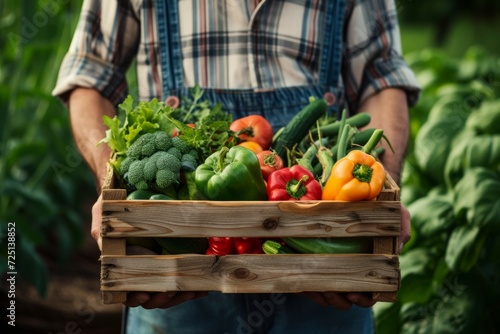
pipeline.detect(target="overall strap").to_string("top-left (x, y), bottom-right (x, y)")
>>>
top-left (318, 0), bottom-right (346, 89)
top-left (155, 0), bottom-right (184, 95)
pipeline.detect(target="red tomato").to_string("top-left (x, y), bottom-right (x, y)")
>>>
top-left (172, 123), bottom-right (195, 137)
top-left (256, 150), bottom-right (285, 181)
top-left (230, 115), bottom-right (273, 150)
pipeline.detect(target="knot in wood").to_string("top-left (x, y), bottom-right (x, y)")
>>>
top-left (101, 224), bottom-right (113, 235)
top-left (262, 217), bottom-right (279, 230)
top-left (233, 268), bottom-right (250, 279)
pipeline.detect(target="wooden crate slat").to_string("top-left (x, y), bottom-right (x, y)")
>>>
top-left (101, 254), bottom-right (399, 295)
top-left (101, 200), bottom-right (401, 238)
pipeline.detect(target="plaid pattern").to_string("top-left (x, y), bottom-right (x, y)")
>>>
top-left (53, 0), bottom-right (420, 109)
top-left (178, 0), bottom-right (325, 89)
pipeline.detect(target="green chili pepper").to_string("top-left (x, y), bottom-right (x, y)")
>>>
top-left (194, 146), bottom-right (268, 201)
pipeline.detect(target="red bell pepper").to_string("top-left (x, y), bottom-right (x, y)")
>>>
top-left (267, 165), bottom-right (322, 201)
top-left (234, 237), bottom-right (263, 254)
top-left (207, 237), bottom-right (263, 255)
top-left (206, 237), bottom-right (234, 255)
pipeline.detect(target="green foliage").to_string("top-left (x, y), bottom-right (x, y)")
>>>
top-left (100, 96), bottom-right (177, 156)
top-left (0, 0), bottom-right (91, 297)
top-left (375, 47), bottom-right (500, 334)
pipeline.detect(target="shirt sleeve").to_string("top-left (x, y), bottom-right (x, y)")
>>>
top-left (52, 0), bottom-right (140, 106)
top-left (342, 0), bottom-right (421, 112)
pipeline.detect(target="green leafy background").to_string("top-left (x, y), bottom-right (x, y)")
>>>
top-left (1, 0), bottom-right (499, 332)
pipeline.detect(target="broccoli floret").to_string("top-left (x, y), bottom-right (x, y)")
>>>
top-left (156, 152), bottom-right (181, 172)
top-left (134, 180), bottom-right (149, 190)
top-left (181, 153), bottom-right (198, 171)
top-left (156, 169), bottom-right (177, 188)
top-left (120, 156), bottom-right (133, 175)
top-left (127, 160), bottom-right (147, 185)
top-left (171, 136), bottom-right (191, 154)
top-left (143, 157), bottom-right (158, 181)
top-left (120, 132), bottom-right (197, 193)
top-left (167, 147), bottom-right (182, 160)
top-left (127, 133), bottom-right (156, 158)
top-left (154, 131), bottom-right (172, 151)
top-left (141, 141), bottom-right (156, 157)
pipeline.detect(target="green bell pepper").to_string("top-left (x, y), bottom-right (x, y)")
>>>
top-left (194, 146), bottom-right (267, 201)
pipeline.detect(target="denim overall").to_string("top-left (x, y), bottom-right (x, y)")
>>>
top-left (125, 1), bottom-right (374, 333)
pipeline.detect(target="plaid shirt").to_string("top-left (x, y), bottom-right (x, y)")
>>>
top-left (53, 0), bottom-right (420, 111)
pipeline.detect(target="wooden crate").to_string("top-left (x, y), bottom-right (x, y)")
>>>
top-left (100, 165), bottom-right (401, 304)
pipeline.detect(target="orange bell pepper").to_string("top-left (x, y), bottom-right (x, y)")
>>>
top-left (321, 149), bottom-right (386, 201)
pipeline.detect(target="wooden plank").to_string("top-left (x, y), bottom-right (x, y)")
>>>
top-left (100, 238), bottom-right (127, 304)
top-left (101, 200), bottom-right (401, 238)
top-left (100, 164), bottom-right (128, 304)
top-left (100, 254), bottom-right (400, 296)
top-left (379, 173), bottom-right (400, 201)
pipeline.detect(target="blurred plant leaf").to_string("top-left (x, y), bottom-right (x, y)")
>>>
top-left (399, 248), bottom-right (436, 304)
top-left (453, 167), bottom-right (500, 229)
top-left (407, 189), bottom-right (455, 238)
top-left (445, 225), bottom-right (486, 272)
top-left (17, 236), bottom-right (50, 297)
top-left (431, 274), bottom-right (483, 334)
top-left (465, 99), bottom-right (500, 134)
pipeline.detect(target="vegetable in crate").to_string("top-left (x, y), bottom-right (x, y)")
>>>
top-left (256, 150), bottom-right (284, 181)
top-left (207, 237), bottom-right (263, 255)
top-left (119, 131), bottom-right (199, 197)
top-left (262, 240), bottom-right (295, 254)
top-left (271, 98), bottom-right (328, 163)
top-left (283, 237), bottom-right (372, 254)
top-left (230, 115), bottom-right (274, 150)
top-left (267, 165), bottom-right (322, 201)
top-left (234, 237), bottom-right (263, 254)
top-left (322, 129), bottom-right (386, 201)
top-left (238, 140), bottom-right (264, 154)
top-left (194, 146), bottom-right (267, 201)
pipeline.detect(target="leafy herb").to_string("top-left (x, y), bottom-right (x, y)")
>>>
top-left (167, 117), bottom-right (236, 162)
top-left (99, 96), bottom-right (176, 156)
top-left (100, 85), bottom-right (235, 167)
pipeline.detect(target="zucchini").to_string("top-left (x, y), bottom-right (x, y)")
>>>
top-left (283, 237), bottom-right (372, 254)
top-left (155, 237), bottom-right (209, 254)
top-left (272, 98), bottom-right (328, 162)
top-left (262, 240), bottom-right (296, 254)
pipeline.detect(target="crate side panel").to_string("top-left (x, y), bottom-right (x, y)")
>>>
top-left (101, 254), bottom-right (400, 294)
top-left (101, 200), bottom-right (401, 238)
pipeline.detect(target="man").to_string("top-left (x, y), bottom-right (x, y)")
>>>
top-left (53, 0), bottom-right (419, 332)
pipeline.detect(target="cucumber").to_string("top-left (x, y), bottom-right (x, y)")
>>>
top-left (155, 237), bottom-right (209, 254)
top-left (283, 237), bottom-right (372, 254)
top-left (149, 194), bottom-right (175, 200)
top-left (127, 189), bottom-right (156, 200)
top-left (262, 240), bottom-right (296, 254)
top-left (272, 98), bottom-right (328, 162)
